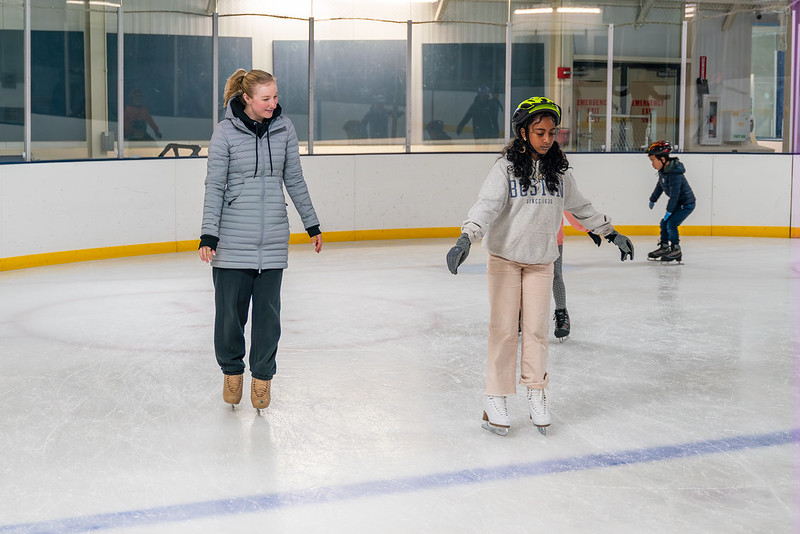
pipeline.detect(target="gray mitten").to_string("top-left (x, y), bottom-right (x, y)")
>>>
top-left (606, 232), bottom-right (634, 261)
top-left (446, 233), bottom-right (471, 274)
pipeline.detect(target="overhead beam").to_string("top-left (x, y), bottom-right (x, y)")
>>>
top-left (635, 0), bottom-right (656, 26)
top-left (435, 0), bottom-right (451, 21)
top-left (722, 9), bottom-right (737, 31)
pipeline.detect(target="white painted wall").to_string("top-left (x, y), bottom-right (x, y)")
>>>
top-left (0, 152), bottom-right (795, 260)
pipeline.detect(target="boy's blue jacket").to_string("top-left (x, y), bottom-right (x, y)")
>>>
top-left (649, 158), bottom-right (696, 214)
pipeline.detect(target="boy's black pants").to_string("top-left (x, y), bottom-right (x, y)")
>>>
top-left (212, 267), bottom-right (283, 381)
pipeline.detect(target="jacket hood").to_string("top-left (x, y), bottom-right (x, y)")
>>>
top-left (226, 96), bottom-right (283, 137)
top-left (663, 159), bottom-right (685, 175)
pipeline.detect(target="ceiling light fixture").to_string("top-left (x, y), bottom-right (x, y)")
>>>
top-left (515, 7), bottom-right (554, 14)
top-left (557, 7), bottom-right (602, 13)
top-left (515, 6), bottom-right (602, 15)
top-left (66, 1), bottom-right (122, 7)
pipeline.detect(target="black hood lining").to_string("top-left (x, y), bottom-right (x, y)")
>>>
top-left (229, 96), bottom-right (282, 138)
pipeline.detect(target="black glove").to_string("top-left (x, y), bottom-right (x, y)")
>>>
top-left (605, 232), bottom-right (633, 261)
top-left (446, 233), bottom-right (471, 274)
top-left (587, 232), bottom-right (602, 247)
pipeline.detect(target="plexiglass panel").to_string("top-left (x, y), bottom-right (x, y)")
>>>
top-left (751, 19), bottom-right (788, 151)
top-left (512, 10), bottom-right (610, 152)
top-left (219, 3), bottom-right (310, 151)
top-left (109, 5), bottom-right (212, 158)
top-left (687, 7), bottom-right (789, 152)
top-left (609, 6), bottom-right (682, 152)
top-left (3, 0), bottom-right (797, 159)
top-left (415, 0), bottom-right (508, 153)
top-left (0, 0), bottom-right (24, 161)
top-left (312, 18), bottom-right (408, 154)
top-left (29, 0), bottom-right (97, 160)
top-left (421, 33), bottom-right (508, 149)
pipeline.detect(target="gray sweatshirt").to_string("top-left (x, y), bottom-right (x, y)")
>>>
top-left (461, 157), bottom-right (616, 264)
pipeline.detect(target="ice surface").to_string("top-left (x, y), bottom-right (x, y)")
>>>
top-left (0, 236), bottom-right (797, 533)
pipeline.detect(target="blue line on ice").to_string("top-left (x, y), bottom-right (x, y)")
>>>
top-left (2, 429), bottom-right (796, 533)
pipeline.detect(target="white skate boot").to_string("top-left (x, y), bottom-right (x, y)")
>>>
top-left (527, 387), bottom-right (551, 435)
top-left (482, 395), bottom-right (510, 436)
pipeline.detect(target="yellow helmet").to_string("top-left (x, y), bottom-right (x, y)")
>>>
top-left (512, 96), bottom-right (562, 135)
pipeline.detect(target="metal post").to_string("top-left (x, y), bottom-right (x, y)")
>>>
top-left (117, 5), bottom-right (124, 158)
top-left (605, 23), bottom-right (613, 152)
top-left (679, 20), bottom-right (687, 151)
top-left (791, 6), bottom-right (799, 152)
top-left (504, 20), bottom-right (512, 144)
top-left (648, 109), bottom-right (658, 146)
top-left (212, 11), bottom-right (219, 126)
top-left (23, 0), bottom-right (31, 161)
top-left (308, 17), bottom-right (314, 155)
top-left (405, 20), bottom-right (412, 153)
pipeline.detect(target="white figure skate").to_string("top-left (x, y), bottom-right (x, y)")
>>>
top-left (482, 395), bottom-right (510, 436)
top-left (527, 387), bottom-right (551, 436)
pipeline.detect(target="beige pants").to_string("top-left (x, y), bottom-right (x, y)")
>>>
top-left (485, 253), bottom-right (553, 395)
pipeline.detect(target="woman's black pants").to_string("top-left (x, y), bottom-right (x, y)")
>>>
top-left (212, 267), bottom-right (283, 381)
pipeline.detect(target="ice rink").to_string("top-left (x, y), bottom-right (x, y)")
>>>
top-left (1, 236), bottom-right (798, 533)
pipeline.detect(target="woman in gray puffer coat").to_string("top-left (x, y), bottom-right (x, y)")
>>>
top-left (199, 69), bottom-right (322, 413)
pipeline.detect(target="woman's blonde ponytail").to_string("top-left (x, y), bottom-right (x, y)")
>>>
top-left (222, 68), bottom-right (275, 107)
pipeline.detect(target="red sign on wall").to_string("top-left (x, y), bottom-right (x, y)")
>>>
top-left (557, 67), bottom-right (571, 79)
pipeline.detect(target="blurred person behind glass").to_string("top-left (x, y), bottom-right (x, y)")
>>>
top-left (124, 89), bottom-right (162, 141)
top-left (456, 85), bottom-right (502, 139)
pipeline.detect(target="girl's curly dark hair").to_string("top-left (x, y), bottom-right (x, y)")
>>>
top-left (501, 124), bottom-right (569, 195)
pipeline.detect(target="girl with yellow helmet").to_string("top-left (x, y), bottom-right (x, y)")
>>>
top-left (446, 96), bottom-right (633, 436)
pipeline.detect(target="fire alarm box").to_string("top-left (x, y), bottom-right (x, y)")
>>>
top-left (699, 94), bottom-right (721, 145)
top-left (557, 67), bottom-right (571, 79)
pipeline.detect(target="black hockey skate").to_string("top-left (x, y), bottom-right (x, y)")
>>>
top-left (661, 244), bottom-right (682, 263)
top-left (647, 241), bottom-right (670, 261)
top-left (553, 308), bottom-right (570, 342)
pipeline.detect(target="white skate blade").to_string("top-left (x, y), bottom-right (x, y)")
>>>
top-left (557, 335), bottom-right (568, 343)
top-left (481, 421), bottom-right (509, 436)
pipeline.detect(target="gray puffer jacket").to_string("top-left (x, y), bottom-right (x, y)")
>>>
top-left (201, 100), bottom-right (319, 270)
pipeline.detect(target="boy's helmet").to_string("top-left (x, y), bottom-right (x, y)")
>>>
top-left (512, 96), bottom-right (562, 136)
top-left (647, 140), bottom-right (673, 156)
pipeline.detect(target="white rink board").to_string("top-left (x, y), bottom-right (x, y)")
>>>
top-left (708, 154), bottom-right (792, 228)
top-left (0, 151), bottom-right (795, 259)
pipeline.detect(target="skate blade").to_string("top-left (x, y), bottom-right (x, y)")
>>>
top-left (481, 412), bottom-right (509, 436)
top-left (557, 335), bottom-right (569, 343)
top-left (532, 422), bottom-right (550, 436)
top-left (530, 416), bottom-right (550, 435)
top-left (481, 421), bottom-right (509, 436)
